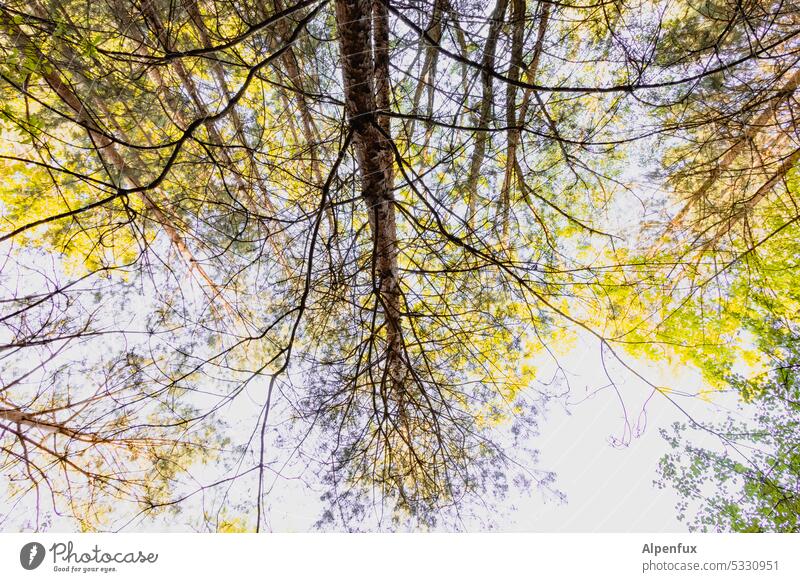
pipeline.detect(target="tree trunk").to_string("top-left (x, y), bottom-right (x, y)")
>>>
top-left (334, 0), bottom-right (405, 400)
top-left (499, 0), bottom-right (526, 241)
top-left (466, 0), bottom-right (509, 224)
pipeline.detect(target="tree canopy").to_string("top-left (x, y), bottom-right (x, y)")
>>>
top-left (1, 0), bottom-right (799, 531)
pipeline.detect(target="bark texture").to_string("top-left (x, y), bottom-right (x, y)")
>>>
top-left (334, 0), bottom-right (406, 400)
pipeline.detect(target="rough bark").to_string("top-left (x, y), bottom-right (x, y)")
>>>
top-left (334, 0), bottom-right (405, 399)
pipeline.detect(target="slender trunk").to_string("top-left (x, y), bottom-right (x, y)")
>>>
top-left (0, 408), bottom-right (105, 443)
top-left (466, 0), bottom-right (509, 224)
top-left (499, 0), bottom-right (525, 241)
top-left (408, 0), bottom-right (445, 142)
top-left (134, 1), bottom-right (291, 273)
top-left (516, 2), bottom-right (550, 132)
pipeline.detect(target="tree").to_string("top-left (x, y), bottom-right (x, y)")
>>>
top-left (0, 0), bottom-right (799, 531)
top-left (657, 329), bottom-right (800, 532)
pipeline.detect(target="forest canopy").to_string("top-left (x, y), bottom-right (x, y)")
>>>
top-left (0, 0), bottom-right (799, 531)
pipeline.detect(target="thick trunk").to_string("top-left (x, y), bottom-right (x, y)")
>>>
top-left (334, 0), bottom-right (405, 397)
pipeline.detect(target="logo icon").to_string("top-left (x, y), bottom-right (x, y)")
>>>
top-left (20, 542), bottom-right (46, 570)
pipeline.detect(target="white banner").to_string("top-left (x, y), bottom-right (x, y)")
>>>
top-left (1, 533), bottom-right (798, 581)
